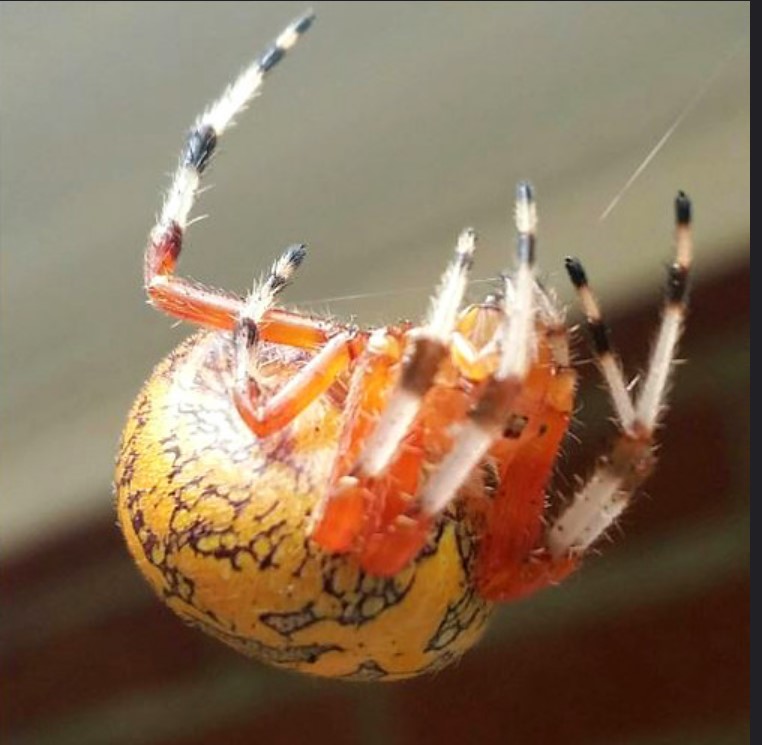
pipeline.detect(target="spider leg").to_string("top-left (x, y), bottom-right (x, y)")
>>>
top-left (419, 183), bottom-right (539, 519)
top-left (144, 11), bottom-right (317, 339)
top-left (310, 229), bottom-right (477, 561)
top-left (321, 184), bottom-right (541, 576)
top-left (562, 255), bottom-right (636, 431)
top-left (462, 277), bottom-right (578, 600)
top-left (355, 228), bottom-right (477, 478)
top-left (309, 326), bottom-right (407, 551)
top-left (547, 192), bottom-right (693, 558)
top-left (474, 328), bottom-right (577, 600)
top-left (232, 245), bottom-right (362, 438)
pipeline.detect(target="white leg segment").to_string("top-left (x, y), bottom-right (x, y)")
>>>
top-left (547, 470), bottom-right (626, 557)
top-left (355, 229), bottom-right (476, 478)
top-left (151, 11), bottom-right (315, 240)
top-left (549, 193), bottom-right (693, 558)
top-left (419, 422), bottom-right (495, 515)
top-left (634, 305), bottom-right (683, 432)
top-left (419, 182), bottom-right (539, 518)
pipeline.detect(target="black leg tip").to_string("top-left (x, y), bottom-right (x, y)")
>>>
top-left (675, 191), bottom-right (692, 226)
top-left (564, 257), bottom-right (588, 289)
top-left (285, 243), bottom-right (308, 268)
top-left (259, 45), bottom-right (285, 73)
top-left (293, 9), bottom-right (316, 35)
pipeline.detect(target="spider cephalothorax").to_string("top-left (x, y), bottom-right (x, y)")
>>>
top-left (116, 12), bottom-right (692, 680)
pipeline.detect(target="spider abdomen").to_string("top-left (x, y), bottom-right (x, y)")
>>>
top-left (115, 331), bottom-right (492, 680)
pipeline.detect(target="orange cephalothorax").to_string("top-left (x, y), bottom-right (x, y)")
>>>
top-left (116, 12), bottom-right (692, 680)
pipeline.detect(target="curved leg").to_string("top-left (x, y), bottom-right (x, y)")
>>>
top-left (141, 13), bottom-right (363, 441)
top-left (231, 245), bottom-right (362, 438)
top-left (234, 329), bottom-right (359, 438)
top-left (143, 11), bottom-right (317, 337)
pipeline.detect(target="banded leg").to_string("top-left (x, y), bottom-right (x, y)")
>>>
top-left (547, 192), bottom-right (693, 558)
top-left (311, 229), bottom-right (478, 563)
top-left (339, 183), bottom-right (542, 577)
top-left (233, 246), bottom-right (362, 438)
top-left (355, 227), bottom-right (477, 477)
top-left (418, 183), bottom-right (540, 520)
top-left (144, 11), bottom-right (317, 339)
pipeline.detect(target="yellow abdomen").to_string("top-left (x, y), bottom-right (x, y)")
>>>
top-left (115, 331), bottom-right (492, 680)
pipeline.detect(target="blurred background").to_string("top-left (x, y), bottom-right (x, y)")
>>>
top-left (1, 2), bottom-right (749, 744)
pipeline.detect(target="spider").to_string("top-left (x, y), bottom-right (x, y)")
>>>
top-left (115, 11), bottom-right (693, 681)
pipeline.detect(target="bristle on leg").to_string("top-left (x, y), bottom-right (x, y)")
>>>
top-left (355, 228), bottom-right (477, 478)
top-left (145, 12), bottom-right (316, 326)
top-left (549, 192), bottom-right (693, 558)
top-left (564, 256), bottom-right (636, 432)
top-left (419, 182), bottom-right (540, 518)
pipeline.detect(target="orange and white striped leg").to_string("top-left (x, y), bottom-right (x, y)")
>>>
top-left (144, 11), bottom-right (316, 332)
top-left (339, 183), bottom-right (541, 577)
top-left (311, 228), bottom-right (478, 561)
top-left (419, 182), bottom-right (539, 520)
top-left (232, 245), bottom-right (360, 439)
top-left (354, 227), bottom-right (477, 478)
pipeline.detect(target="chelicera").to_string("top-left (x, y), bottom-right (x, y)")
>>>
top-left (116, 12), bottom-right (693, 680)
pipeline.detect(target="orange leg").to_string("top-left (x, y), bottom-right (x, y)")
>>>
top-left (142, 8), bottom-right (321, 347)
top-left (311, 229), bottom-right (479, 564)
top-left (233, 328), bottom-right (360, 439)
top-left (145, 225), bottom-right (337, 350)
top-left (146, 233), bottom-right (364, 439)
top-left (310, 328), bottom-right (407, 553)
top-left (476, 364), bottom-right (578, 601)
top-left (356, 384), bottom-right (472, 576)
top-left (313, 377), bottom-right (476, 575)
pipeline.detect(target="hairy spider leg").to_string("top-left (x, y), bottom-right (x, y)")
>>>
top-left (562, 254), bottom-right (636, 431)
top-left (356, 228), bottom-right (477, 478)
top-left (232, 245), bottom-right (362, 438)
top-left (385, 184), bottom-right (542, 576)
top-left (141, 12), bottom-right (369, 437)
top-left (416, 183), bottom-right (540, 520)
top-left (547, 192), bottom-right (693, 558)
top-left (412, 283), bottom-right (579, 600)
top-left (310, 326), bottom-right (408, 552)
top-left (143, 11), bottom-right (333, 350)
top-left (313, 184), bottom-right (544, 576)
top-left (311, 230), bottom-right (478, 563)
top-left (474, 320), bottom-right (578, 601)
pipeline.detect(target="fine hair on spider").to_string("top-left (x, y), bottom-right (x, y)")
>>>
top-left (117, 10), bottom-right (694, 680)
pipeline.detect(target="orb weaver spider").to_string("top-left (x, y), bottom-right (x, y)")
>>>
top-left (116, 11), bottom-right (693, 681)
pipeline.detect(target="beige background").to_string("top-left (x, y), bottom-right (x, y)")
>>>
top-left (0, 2), bottom-right (749, 555)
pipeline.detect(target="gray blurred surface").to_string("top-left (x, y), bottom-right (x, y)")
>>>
top-left (0, 2), bottom-right (749, 555)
